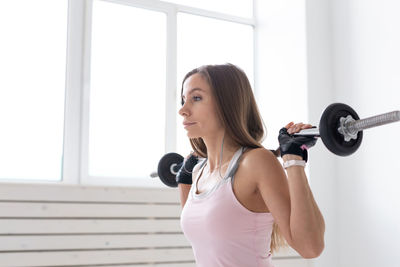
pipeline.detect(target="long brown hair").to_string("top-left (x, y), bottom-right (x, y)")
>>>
top-left (180, 63), bottom-right (288, 254)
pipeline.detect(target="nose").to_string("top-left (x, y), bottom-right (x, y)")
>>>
top-left (179, 102), bottom-right (189, 117)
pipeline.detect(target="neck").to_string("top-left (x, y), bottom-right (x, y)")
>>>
top-left (202, 132), bottom-right (241, 172)
top-left (206, 160), bottom-right (231, 174)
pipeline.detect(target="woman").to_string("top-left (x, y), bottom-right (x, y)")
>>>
top-left (177, 63), bottom-right (325, 266)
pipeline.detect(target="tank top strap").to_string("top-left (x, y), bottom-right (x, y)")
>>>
top-left (227, 146), bottom-right (248, 180)
top-left (193, 146), bottom-right (247, 185)
top-left (198, 157), bottom-right (207, 169)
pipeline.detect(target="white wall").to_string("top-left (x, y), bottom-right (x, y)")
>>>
top-left (304, 0), bottom-right (338, 266)
top-left (307, 0), bottom-right (400, 266)
top-left (255, 0), bottom-right (338, 266)
top-left (330, 0), bottom-right (400, 266)
top-left (257, 0), bottom-right (400, 266)
top-left (254, 0), bottom-right (309, 148)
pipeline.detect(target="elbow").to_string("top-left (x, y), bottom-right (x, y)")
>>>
top-left (293, 226), bottom-right (326, 259)
top-left (300, 240), bottom-right (325, 259)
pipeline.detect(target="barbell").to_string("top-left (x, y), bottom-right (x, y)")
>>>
top-left (153, 152), bottom-right (184, 187)
top-left (290, 102), bottom-right (399, 156)
top-left (151, 102), bottom-right (400, 187)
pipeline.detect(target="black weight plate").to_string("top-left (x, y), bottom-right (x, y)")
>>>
top-left (157, 153), bottom-right (184, 187)
top-left (319, 103), bottom-right (363, 156)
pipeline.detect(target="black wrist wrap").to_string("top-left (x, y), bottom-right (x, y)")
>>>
top-left (176, 154), bottom-right (199, 185)
top-left (278, 127), bottom-right (317, 162)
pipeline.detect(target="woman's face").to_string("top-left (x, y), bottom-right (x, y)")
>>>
top-left (179, 73), bottom-right (223, 139)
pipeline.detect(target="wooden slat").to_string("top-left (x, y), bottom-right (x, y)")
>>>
top-left (112, 263), bottom-right (195, 267)
top-left (0, 184), bottom-right (308, 266)
top-left (0, 183), bottom-right (178, 203)
top-left (0, 248), bottom-right (195, 267)
top-left (272, 258), bottom-right (312, 267)
top-left (66, 259), bottom-right (310, 267)
top-left (111, 262), bottom-right (310, 267)
top-left (0, 202), bottom-right (181, 218)
top-left (0, 219), bottom-right (182, 234)
top-left (0, 234), bottom-right (190, 251)
top-left (111, 264), bottom-right (195, 267)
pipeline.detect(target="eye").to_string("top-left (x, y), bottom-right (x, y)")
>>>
top-left (181, 96), bottom-right (202, 106)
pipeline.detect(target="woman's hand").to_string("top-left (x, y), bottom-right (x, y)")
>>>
top-left (285, 122), bottom-right (313, 134)
top-left (278, 122), bottom-right (318, 162)
top-left (176, 152), bottom-right (199, 185)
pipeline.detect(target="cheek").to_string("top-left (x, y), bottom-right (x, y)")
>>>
top-left (196, 100), bottom-right (222, 128)
top-left (203, 109), bottom-right (222, 128)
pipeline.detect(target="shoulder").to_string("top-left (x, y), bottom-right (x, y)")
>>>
top-left (241, 147), bottom-right (281, 171)
top-left (242, 147), bottom-right (276, 161)
top-left (240, 147), bottom-right (285, 186)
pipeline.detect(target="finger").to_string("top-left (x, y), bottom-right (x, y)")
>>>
top-left (294, 126), bottom-right (302, 133)
top-left (288, 123), bottom-right (314, 134)
top-left (288, 126), bottom-right (297, 134)
top-left (293, 123), bottom-right (307, 133)
top-left (293, 123), bottom-right (303, 130)
top-left (285, 122), bottom-right (294, 128)
top-left (288, 122), bottom-right (300, 130)
top-left (301, 124), bottom-right (313, 129)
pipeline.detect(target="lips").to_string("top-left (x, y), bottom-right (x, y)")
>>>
top-left (183, 122), bottom-right (196, 127)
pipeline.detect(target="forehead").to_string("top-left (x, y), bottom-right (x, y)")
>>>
top-left (182, 73), bottom-right (210, 96)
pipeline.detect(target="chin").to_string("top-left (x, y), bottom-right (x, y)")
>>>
top-left (186, 131), bottom-right (202, 139)
top-left (187, 134), bottom-right (200, 139)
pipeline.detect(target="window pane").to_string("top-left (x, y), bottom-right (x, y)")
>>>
top-left (89, 1), bottom-right (166, 179)
top-left (162, 0), bottom-right (253, 18)
top-left (176, 13), bottom-right (254, 156)
top-left (0, 1), bottom-right (68, 181)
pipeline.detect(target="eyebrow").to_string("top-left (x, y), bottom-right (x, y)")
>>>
top-left (182, 88), bottom-right (205, 100)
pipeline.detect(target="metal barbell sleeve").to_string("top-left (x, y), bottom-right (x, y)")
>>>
top-left (338, 110), bottom-right (400, 141)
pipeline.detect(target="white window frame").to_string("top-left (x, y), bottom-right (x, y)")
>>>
top-left (2, 0), bottom-right (255, 187)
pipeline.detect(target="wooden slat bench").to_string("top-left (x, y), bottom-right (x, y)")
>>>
top-left (0, 183), bottom-right (310, 267)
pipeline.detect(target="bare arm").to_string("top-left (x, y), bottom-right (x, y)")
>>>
top-left (177, 152), bottom-right (200, 209)
top-left (247, 148), bottom-right (325, 258)
top-left (283, 154), bottom-right (325, 257)
top-left (178, 183), bottom-right (192, 208)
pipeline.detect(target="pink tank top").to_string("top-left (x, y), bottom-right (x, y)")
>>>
top-left (180, 147), bottom-right (275, 267)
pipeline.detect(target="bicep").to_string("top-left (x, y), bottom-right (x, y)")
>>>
top-left (248, 149), bottom-right (294, 246)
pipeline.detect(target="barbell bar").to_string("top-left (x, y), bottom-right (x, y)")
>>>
top-left (152, 102), bottom-right (400, 187)
top-left (293, 111), bottom-right (400, 138)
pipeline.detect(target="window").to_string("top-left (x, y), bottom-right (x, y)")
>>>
top-left (87, 0), bottom-right (166, 180)
top-left (0, 0), bottom-right (254, 186)
top-left (0, 0), bottom-right (68, 181)
top-left (83, 0), bottom-right (254, 187)
top-left (161, 0), bottom-right (253, 18)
